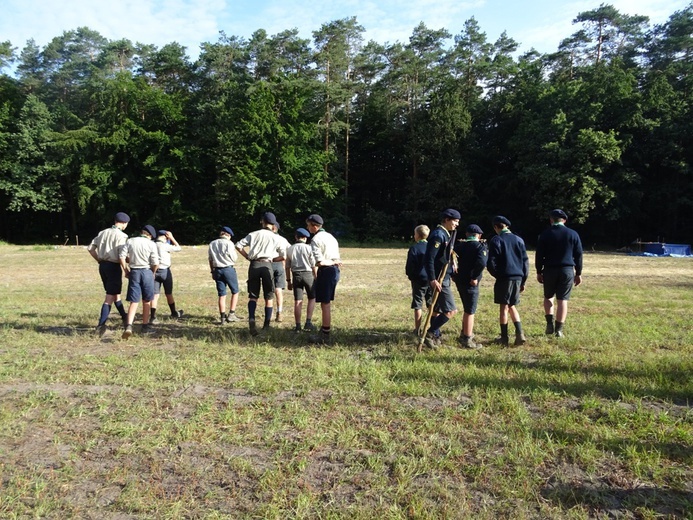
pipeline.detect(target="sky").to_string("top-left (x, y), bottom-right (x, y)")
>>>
top-left (0, 0), bottom-right (689, 63)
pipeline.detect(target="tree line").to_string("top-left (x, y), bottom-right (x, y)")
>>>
top-left (1, 3), bottom-right (691, 247)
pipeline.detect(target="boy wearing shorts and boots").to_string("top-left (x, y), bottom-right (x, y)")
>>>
top-left (405, 224), bottom-right (431, 334)
top-left (286, 227), bottom-right (317, 332)
top-left (453, 224), bottom-right (487, 349)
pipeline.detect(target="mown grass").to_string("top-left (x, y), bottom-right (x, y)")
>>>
top-left (0, 244), bottom-right (691, 519)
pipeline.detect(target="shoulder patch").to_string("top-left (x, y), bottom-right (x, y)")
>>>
top-left (433, 242), bottom-right (440, 249)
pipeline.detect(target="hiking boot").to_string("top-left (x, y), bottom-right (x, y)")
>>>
top-left (96, 324), bottom-right (107, 337)
top-left (492, 335), bottom-right (509, 346)
top-left (218, 314), bottom-right (227, 325)
top-left (275, 312), bottom-right (283, 323)
top-left (293, 324), bottom-right (302, 333)
top-left (122, 325), bottom-right (133, 340)
top-left (142, 324), bottom-right (155, 335)
top-left (149, 316), bottom-right (159, 325)
top-left (226, 312), bottom-right (240, 323)
top-left (171, 310), bottom-right (184, 319)
top-left (458, 335), bottom-right (483, 350)
top-left (514, 333), bottom-right (527, 346)
top-left (423, 332), bottom-right (440, 350)
top-left (249, 320), bottom-right (258, 336)
top-left (545, 322), bottom-right (554, 335)
top-left (554, 330), bottom-right (564, 338)
top-left (303, 322), bottom-right (316, 332)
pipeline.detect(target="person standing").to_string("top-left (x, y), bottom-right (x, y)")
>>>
top-left (208, 226), bottom-right (242, 325)
top-left (487, 215), bottom-right (529, 346)
top-left (405, 224), bottom-right (431, 334)
top-left (271, 222), bottom-right (291, 324)
top-left (536, 209), bottom-right (583, 338)
top-left (422, 208), bottom-right (461, 349)
top-left (120, 224), bottom-right (159, 340)
top-left (150, 229), bottom-right (183, 323)
top-left (305, 214), bottom-right (341, 344)
top-left (88, 212), bottom-right (130, 336)
top-left (235, 213), bottom-right (286, 336)
top-left (285, 227), bottom-right (317, 333)
top-left (452, 224), bottom-right (487, 349)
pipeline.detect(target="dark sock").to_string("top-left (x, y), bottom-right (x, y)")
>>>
top-left (248, 301), bottom-right (257, 321)
top-left (321, 326), bottom-right (330, 335)
top-left (430, 314), bottom-right (449, 332)
top-left (500, 323), bottom-right (509, 337)
top-left (150, 308), bottom-right (157, 320)
top-left (555, 321), bottom-right (564, 332)
top-left (98, 304), bottom-right (111, 326)
top-left (264, 307), bottom-right (273, 326)
top-left (168, 302), bottom-right (177, 315)
top-left (545, 314), bottom-right (554, 325)
top-left (114, 300), bottom-right (127, 319)
top-left (514, 321), bottom-right (523, 335)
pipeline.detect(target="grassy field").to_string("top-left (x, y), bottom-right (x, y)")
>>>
top-left (0, 243), bottom-right (691, 519)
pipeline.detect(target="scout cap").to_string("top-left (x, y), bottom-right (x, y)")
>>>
top-left (221, 226), bottom-right (234, 236)
top-left (114, 212), bottom-right (130, 223)
top-left (466, 224), bottom-right (483, 235)
top-left (262, 212), bottom-right (278, 226)
top-left (307, 214), bottom-right (324, 225)
top-left (550, 209), bottom-right (568, 220)
top-left (492, 215), bottom-right (511, 227)
top-left (441, 208), bottom-right (461, 220)
top-left (295, 227), bottom-right (310, 238)
top-left (157, 229), bottom-right (168, 236)
top-left (142, 224), bottom-right (156, 238)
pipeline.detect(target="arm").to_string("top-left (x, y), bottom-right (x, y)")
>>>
top-left (88, 247), bottom-right (99, 262)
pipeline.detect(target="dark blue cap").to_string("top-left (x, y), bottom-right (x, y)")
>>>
top-left (114, 212), bottom-right (130, 223)
top-left (307, 214), bottom-right (324, 225)
top-left (493, 215), bottom-right (512, 227)
top-left (262, 212), bottom-right (278, 226)
top-left (550, 209), bottom-right (568, 220)
top-left (142, 224), bottom-right (156, 238)
top-left (221, 226), bottom-right (234, 236)
top-left (466, 224), bottom-right (483, 235)
top-left (274, 221), bottom-right (280, 231)
top-left (441, 208), bottom-right (461, 220)
top-left (157, 229), bottom-right (168, 236)
top-left (295, 227), bottom-right (310, 238)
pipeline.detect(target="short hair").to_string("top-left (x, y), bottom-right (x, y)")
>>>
top-left (414, 225), bottom-right (430, 240)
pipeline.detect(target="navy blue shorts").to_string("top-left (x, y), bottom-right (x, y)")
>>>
top-left (292, 270), bottom-right (315, 300)
top-left (213, 266), bottom-right (239, 296)
top-left (494, 278), bottom-right (522, 306)
top-left (126, 268), bottom-right (155, 303)
top-left (315, 265), bottom-right (340, 303)
top-left (455, 281), bottom-right (480, 314)
top-left (99, 262), bottom-right (123, 295)
top-left (247, 262), bottom-right (274, 300)
top-left (272, 262), bottom-right (287, 290)
top-left (154, 268), bottom-right (174, 295)
top-left (542, 267), bottom-right (574, 300)
top-left (410, 280), bottom-right (431, 310)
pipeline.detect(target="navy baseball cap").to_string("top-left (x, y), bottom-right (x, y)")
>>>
top-left (466, 224), bottom-right (483, 235)
top-left (142, 224), bottom-right (156, 238)
top-left (550, 209), bottom-right (568, 220)
top-left (114, 212), bottom-right (130, 223)
top-left (307, 214), bottom-right (324, 225)
top-left (441, 208), bottom-right (461, 220)
top-left (221, 226), bottom-right (234, 236)
top-left (295, 227), bottom-right (310, 238)
top-left (157, 229), bottom-right (168, 236)
top-left (262, 212), bottom-right (278, 226)
top-left (493, 215), bottom-right (512, 227)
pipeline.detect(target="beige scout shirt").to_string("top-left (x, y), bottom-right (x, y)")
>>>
top-left (88, 226), bottom-right (128, 263)
top-left (208, 237), bottom-right (238, 268)
top-left (310, 229), bottom-right (341, 266)
top-left (286, 242), bottom-right (315, 272)
top-left (120, 236), bottom-right (159, 270)
top-left (235, 228), bottom-right (286, 261)
top-left (155, 240), bottom-right (181, 270)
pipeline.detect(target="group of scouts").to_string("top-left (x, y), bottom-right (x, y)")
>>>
top-left (88, 211), bottom-right (341, 344)
top-left (406, 208), bottom-right (583, 350)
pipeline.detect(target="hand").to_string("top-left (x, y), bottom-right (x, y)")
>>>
top-left (469, 279), bottom-right (478, 287)
top-left (537, 273), bottom-right (544, 284)
top-left (574, 275), bottom-right (582, 286)
top-left (430, 279), bottom-right (442, 293)
top-left (520, 284), bottom-right (525, 293)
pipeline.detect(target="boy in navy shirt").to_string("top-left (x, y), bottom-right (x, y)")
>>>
top-left (405, 225), bottom-right (430, 334)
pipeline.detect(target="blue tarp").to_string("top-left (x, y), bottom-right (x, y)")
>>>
top-left (629, 243), bottom-right (692, 257)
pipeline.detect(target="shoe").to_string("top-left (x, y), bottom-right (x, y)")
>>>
top-left (226, 312), bottom-right (240, 323)
top-left (122, 325), bottom-right (133, 340)
top-left (545, 322), bottom-right (554, 335)
top-left (514, 333), bottom-right (526, 346)
top-left (149, 316), bottom-right (159, 325)
top-left (218, 314), bottom-right (227, 325)
top-left (458, 336), bottom-right (483, 350)
top-left (423, 332), bottom-right (440, 350)
top-left (142, 324), bottom-right (155, 335)
top-left (262, 322), bottom-right (271, 330)
top-left (554, 330), bottom-right (564, 338)
top-left (249, 320), bottom-right (258, 336)
top-left (96, 324), bottom-right (107, 337)
top-left (171, 310), bottom-right (184, 319)
top-left (303, 322), bottom-right (316, 332)
top-left (275, 312), bottom-right (283, 323)
top-left (309, 331), bottom-right (331, 345)
top-left (294, 324), bottom-right (302, 333)
top-left (492, 335), bottom-right (509, 346)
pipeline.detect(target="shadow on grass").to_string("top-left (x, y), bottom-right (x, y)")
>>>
top-left (541, 481), bottom-right (693, 518)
